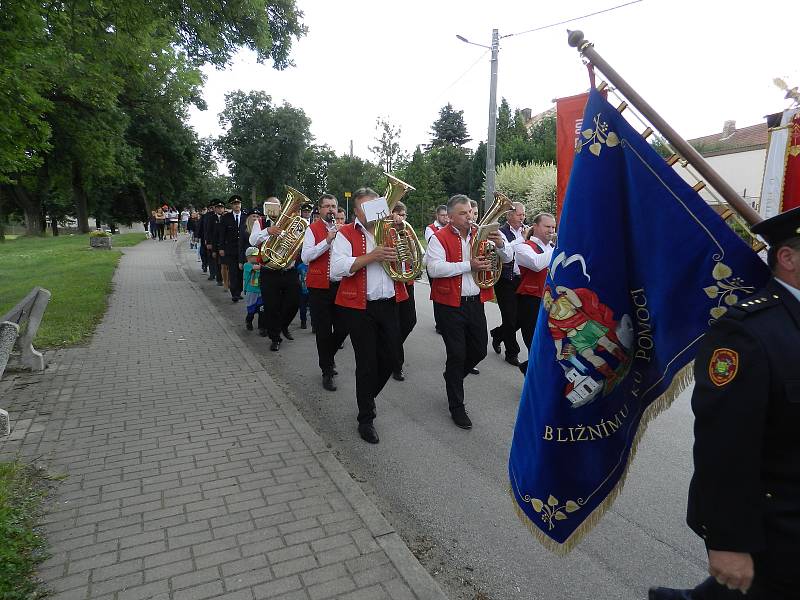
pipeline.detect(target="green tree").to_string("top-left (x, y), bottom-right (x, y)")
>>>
top-left (216, 91), bottom-right (312, 199)
top-left (429, 103), bottom-right (471, 148)
top-left (325, 155), bottom-right (384, 216)
top-left (369, 118), bottom-right (407, 174)
top-left (397, 148), bottom-right (446, 229)
top-left (297, 144), bottom-right (337, 202)
top-left (428, 145), bottom-right (472, 199)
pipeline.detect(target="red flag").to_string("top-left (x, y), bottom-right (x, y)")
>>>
top-left (555, 93), bottom-right (590, 222)
top-left (783, 114), bottom-right (800, 212)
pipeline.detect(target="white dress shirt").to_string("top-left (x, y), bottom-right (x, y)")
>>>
top-left (514, 236), bottom-right (554, 272)
top-left (424, 221), bottom-right (445, 243)
top-left (502, 225), bottom-right (526, 274)
top-left (249, 219), bottom-right (295, 269)
top-left (301, 222), bottom-right (341, 282)
top-left (329, 219), bottom-right (395, 301)
top-left (776, 277), bottom-right (800, 303)
top-left (427, 226), bottom-right (513, 297)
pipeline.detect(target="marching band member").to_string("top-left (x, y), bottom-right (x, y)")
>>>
top-left (424, 204), bottom-right (449, 243)
top-left (514, 212), bottom-right (556, 375)
top-left (330, 188), bottom-right (408, 444)
top-left (490, 202), bottom-right (527, 367)
top-left (390, 201), bottom-right (417, 381)
top-left (249, 198), bottom-right (301, 351)
top-left (426, 194), bottom-right (511, 430)
top-left (302, 194), bottom-right (347, 392)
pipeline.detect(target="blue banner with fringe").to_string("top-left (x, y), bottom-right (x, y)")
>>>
top-left (508, 89), bottom-right (770, 553)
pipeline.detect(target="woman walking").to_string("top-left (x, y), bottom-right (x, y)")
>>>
top-left (154, 206), bottom-right (166, 240)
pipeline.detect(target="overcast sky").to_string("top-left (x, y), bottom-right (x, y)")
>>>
top-left (188, 0), bottom-right (799, 166)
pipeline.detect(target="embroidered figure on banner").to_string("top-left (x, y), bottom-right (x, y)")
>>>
top-left (543, 254), bottom-right (633, 408)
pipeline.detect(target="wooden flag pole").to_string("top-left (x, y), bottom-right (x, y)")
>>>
top-left (567, 30), bottom-right (763, 226)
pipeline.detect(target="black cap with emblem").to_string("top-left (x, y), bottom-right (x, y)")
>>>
top-left (750, 205), bottom-right (800, 247)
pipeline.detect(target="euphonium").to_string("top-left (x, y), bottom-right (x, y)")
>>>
top-left (471, 191), bottom-right (514, 289)
top-left (374, 173), bottom-right (424, 283)
top-left (260, 185), bottom-right (310, 270)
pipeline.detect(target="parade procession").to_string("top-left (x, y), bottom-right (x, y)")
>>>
top-left (1, 2), bottom-right (799, 600)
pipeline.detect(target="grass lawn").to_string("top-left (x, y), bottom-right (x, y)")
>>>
top-left (0, 233), bottom-right (144, 348)
top-left (0, 461), bottom-right (52, 600)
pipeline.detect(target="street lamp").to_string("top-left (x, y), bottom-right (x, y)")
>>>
top-left (456, 30), bottom-right (500, 213)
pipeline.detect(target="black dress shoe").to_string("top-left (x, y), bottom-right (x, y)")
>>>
top-left (392, 370), bottom-right (405, 381)
top-left (322, 374), bottom-right (337, 392)
top-left (270, 340), bottom-right (280, 351)
top-left (451, 410), bottom-right (472, 430)
top-left (469, 367), bottom-right (480, 375)
top-left (358, 423), bottom-right (379, 444)
top-left (492, 336), bottom-right (502, 354)
top-left (300, 322), bottom-right (307, 329)
top-left (518, 360), bottom-right (528, 375)
top-left (245, 321), bottom-right (253, 331)
top-left (216, 281), bottom-right (223, 286)
top-left (282, 328), bottom-right (294, 340)
top-left (207, 275), bottom-right (214, 280)
top-left (648, 587), bottom-right (693, 600)
top-left (258, 329), bottom-right (267, 337)
top-left (505, 354), bottom-right (520, 366)
top-left (232, 297), bottom-right (240, 303)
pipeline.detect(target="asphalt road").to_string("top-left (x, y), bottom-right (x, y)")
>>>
top-left (179, 241), bottom-right (708, 600)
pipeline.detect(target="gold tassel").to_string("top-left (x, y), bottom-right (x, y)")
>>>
top-left (510, 361), bottom-right (695, 555)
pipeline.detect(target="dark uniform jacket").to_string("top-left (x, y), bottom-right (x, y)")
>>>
top-left (687, 277), bottom-right (800, 555)
top-left (204, 213), bottom-right (223, 252)
top-left (219, 211), bottom-right (247, 264)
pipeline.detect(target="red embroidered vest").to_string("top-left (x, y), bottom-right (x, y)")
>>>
top-left (335, 223), bottom-right (409, 309)
top-left (429, 226), bottom-right (494, 308)
top-left (517, 240), bottom-right (548, 298)
top-left (306, 219), bottom-right (331, 289)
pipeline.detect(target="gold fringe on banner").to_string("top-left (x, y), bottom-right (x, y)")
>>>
top-left (510, 360), bottom-right (696, 555)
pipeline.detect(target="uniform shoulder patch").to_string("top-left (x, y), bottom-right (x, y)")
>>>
top-left (708, 348), bottom-right (739, 387)
top-left (733, 294), bottom-right (780, 314)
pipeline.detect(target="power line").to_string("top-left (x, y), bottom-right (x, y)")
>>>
top-left (439, 49), bottom-right (490, 97)
top-left (502, 0), bottom-right (643, 39)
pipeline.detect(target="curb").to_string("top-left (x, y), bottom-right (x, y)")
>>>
top-left (170, 242), bottom-right (448, 600)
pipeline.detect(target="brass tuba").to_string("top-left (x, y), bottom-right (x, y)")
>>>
top-left (471, 191), bottom-right (513, 289)
top-left (373, 173), bottom-right (424, 283)
top-left (260, 185), bottom-right (310, 270)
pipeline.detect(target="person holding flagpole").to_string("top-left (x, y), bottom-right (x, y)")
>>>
top-left (650, 206), bottom-right (800, 600)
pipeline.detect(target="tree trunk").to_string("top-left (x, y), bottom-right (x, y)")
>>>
top-left (4, 183), bottom-right (43, 235)
top-left (51, 217), bottom-right (59, 236)
top-left (72, 160), bottom-right (90, 233)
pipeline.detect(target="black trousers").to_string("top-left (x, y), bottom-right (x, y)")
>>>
top-left (225, 256), bottom-right (243, 298)
top-left (309, 283), bottom-right (348, 376)
top-left (260, 267), bottom-right (299, 342)
top-left (518, 294), bottom-right (542, 352)
top-left (199, 242), bottom-right (208, 269)
top-left (342, 300), bottom-right (401, 424)
top-left (397, 284), bottom-right (417, 370)
top-left (208, 251), bottom-right (222, 282)
top-left (434, 297), bottom-right (488, 411)
top-left (490, 276), bottom-right (521, 357)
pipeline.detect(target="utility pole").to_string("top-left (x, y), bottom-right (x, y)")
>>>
top-left (485, 28), bottom-right (499, 214)
top-left (350, 140), bottom-right (354, 158)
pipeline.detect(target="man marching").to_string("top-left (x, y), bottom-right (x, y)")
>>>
top-left (249, 199), bottom-right (301, 351)
top-left (650, 207), bottom-right (800, 599)
top-left (301, 193), bottom-right (347, 392)
top-left (514, 212), bottom-right (556, 375)
top-left (424, 204), bottom-right (449, 243)
top-left (330, 188), bottom-right (407, 444)
top-left (218, 195), bottom-right (247, 302)
top-left (490, 202), bottom-right (527, 367)
top-left (426, 194), bottom-right (511, 429)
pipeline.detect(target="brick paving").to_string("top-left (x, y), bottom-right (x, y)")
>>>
top-left (0, 239), bottom-right (446, 600)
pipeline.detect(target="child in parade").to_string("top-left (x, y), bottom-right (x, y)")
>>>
top-left (243, 247), bottom-right (265, 335)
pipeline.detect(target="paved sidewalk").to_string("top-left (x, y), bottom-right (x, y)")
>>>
top-left (0, 239), bottom-right (447, 600)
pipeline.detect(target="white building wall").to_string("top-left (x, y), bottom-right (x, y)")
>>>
top-left (673, 148), bottom-right (765, 209)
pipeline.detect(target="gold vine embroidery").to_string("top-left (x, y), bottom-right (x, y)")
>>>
top-left (576, 113), bottom-right (619, 156)
top-left (703, 262), bottom-right (756, 321)
top-left (524, 494), bottom-right (581, 531)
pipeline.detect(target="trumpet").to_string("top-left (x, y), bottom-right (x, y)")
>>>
top-left (373, 174), bottom-right (424, 283)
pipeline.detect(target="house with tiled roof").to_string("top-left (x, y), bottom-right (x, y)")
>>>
top-left (675, 120), bottom-right (768, 209)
